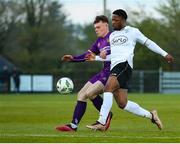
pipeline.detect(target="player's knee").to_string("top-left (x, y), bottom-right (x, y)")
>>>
top-left (77, 91), bottom-right (81, 98)
top-left (105, 83), bottom-right (119, 92)
top-left (77, 91), bottom-right (88, 101)
top-left (118, 102), bottom-right (126, 109)
top-left (85, 90), bottom-right (94, 99)
top-left (104, 84), bottom-right (114, 92)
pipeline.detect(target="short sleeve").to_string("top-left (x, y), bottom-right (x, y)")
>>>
top-left (135, 28), bottom-right (148, 45)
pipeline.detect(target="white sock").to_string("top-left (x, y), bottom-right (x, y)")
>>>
top-left (98, 92), bottom-right (113, 125)
top-left (124, 100), bottom-right (152, 119)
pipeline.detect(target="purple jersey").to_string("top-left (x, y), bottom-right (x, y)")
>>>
top-left (72, 32), bottom-right (111, 85)
top-left (72, 32), bottom-right (111, 70)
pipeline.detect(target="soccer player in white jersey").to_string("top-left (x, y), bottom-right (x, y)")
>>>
top-left (86, 9), bottom-right (174, 131)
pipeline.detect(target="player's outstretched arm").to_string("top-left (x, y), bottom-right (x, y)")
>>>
top-left (145, 39), bottom-right (174, 63)
top-left (62, 52), bottom-right (92, 62)
top-left (136, 29), bottom-right (174, 64)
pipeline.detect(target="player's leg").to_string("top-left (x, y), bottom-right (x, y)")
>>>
top-left (95, 62), bottom-right (131, 127)
top-left (113, 62), bottom-right (152, 118)
top-left (86, 75), bottom-right (118, 131)
top-left (85, 71), bottom-right (110, 112)
top-left (56, 81), bottom-right (92, 132)
top-left (70, 78), bottom-right (114, 132)
top-left (114, 88), bottom-right (152, 118)
top-left (85, 81), bottom-right (104, 111)
top-left (87, 62), bottom-right (132, 131)
top-left (86, 80), bottom-right (113, 130)
top-left (75, 76), bottom-right (106, 120)
top-left (56, 80), bottom-right (107, 132)
top-left (97, 75), bottom-right (119, 125)
top-left (70, 81), bottom-right (104, 127)
top-left (56, 70), bottom-right (109, 132)
top-left (114, 88), bottom-right (162, 129)
top-left (114, 62), bottom-right (162, 129)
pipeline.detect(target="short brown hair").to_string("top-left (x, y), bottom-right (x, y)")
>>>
top-left (93, 15), bottom-right (109, 24)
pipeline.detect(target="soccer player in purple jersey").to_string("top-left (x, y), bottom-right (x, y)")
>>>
top-left (55, 15), bottom-right (113, 132)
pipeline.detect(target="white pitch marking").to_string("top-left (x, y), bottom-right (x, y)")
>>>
top-left (0, 133), bottom-right (180, 139)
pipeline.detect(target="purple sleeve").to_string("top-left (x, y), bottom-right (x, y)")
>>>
top-left (72, 51), bottom-right (90, 62)
top-left (103, 46), bottom-right (111, 55)
top-left (72, 40), bottom-right (100, 62)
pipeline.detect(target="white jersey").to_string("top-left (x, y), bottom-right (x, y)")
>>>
top-left (109, 26), bottom-right (167, 69)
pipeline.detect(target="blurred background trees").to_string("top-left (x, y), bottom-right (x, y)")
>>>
top-left (0, 0), bottom-right (179, 75)
top-left (133, 0), bottom-right (180, 71)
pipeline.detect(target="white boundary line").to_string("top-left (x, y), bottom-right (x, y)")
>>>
top-left (0, 134), bottom-right (180, 139)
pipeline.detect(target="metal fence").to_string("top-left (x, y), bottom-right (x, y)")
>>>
top-left (130, 70), bottom-right (159, 93)
top-left (130, 69), bottom-right (180, 93)
top-left (160, 71), bottom-right (180, 93)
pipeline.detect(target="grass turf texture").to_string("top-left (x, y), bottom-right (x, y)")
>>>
top-left (0, 93), bottom-right (180, 143)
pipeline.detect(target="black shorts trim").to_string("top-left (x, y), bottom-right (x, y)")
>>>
top-left (110, 61), bottom-right (132, 89)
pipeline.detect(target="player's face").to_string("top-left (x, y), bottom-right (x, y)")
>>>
top-left (112, 15), bottom-right (124, 30)
top-left (94, 21), bottom-right (108, 37)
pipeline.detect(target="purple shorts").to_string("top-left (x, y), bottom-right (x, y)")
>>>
top-left (89, 70), bottom-right (110, 86)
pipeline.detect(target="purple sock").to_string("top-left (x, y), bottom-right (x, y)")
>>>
top-left (71, 101), bottom-right (87, 125)
top-left (91, 95), bottom-right (103, 111)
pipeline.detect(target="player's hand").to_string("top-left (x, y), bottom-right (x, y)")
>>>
top-left (61, 55), bottom-right (73, 61)
top-left (85, 53), bottom-right (95, 61)
top-left (100, 50), bottom-right (107, 59)
top-left (165, 54), bottom-right (174, 63)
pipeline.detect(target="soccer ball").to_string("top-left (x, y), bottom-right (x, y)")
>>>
top-left (56, 77), bottom-right (74, 93)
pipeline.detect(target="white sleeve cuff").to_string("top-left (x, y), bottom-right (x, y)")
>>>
top-left (95, 56), bottom-right (102, 61)
top-left (95, 55), bottom-right (111, 61)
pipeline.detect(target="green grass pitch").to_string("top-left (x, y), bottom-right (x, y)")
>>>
top-left (0, 93), bottom-right (180, 143)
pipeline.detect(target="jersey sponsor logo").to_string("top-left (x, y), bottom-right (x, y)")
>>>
top-left (111, 35), bottom-right (128, 45)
